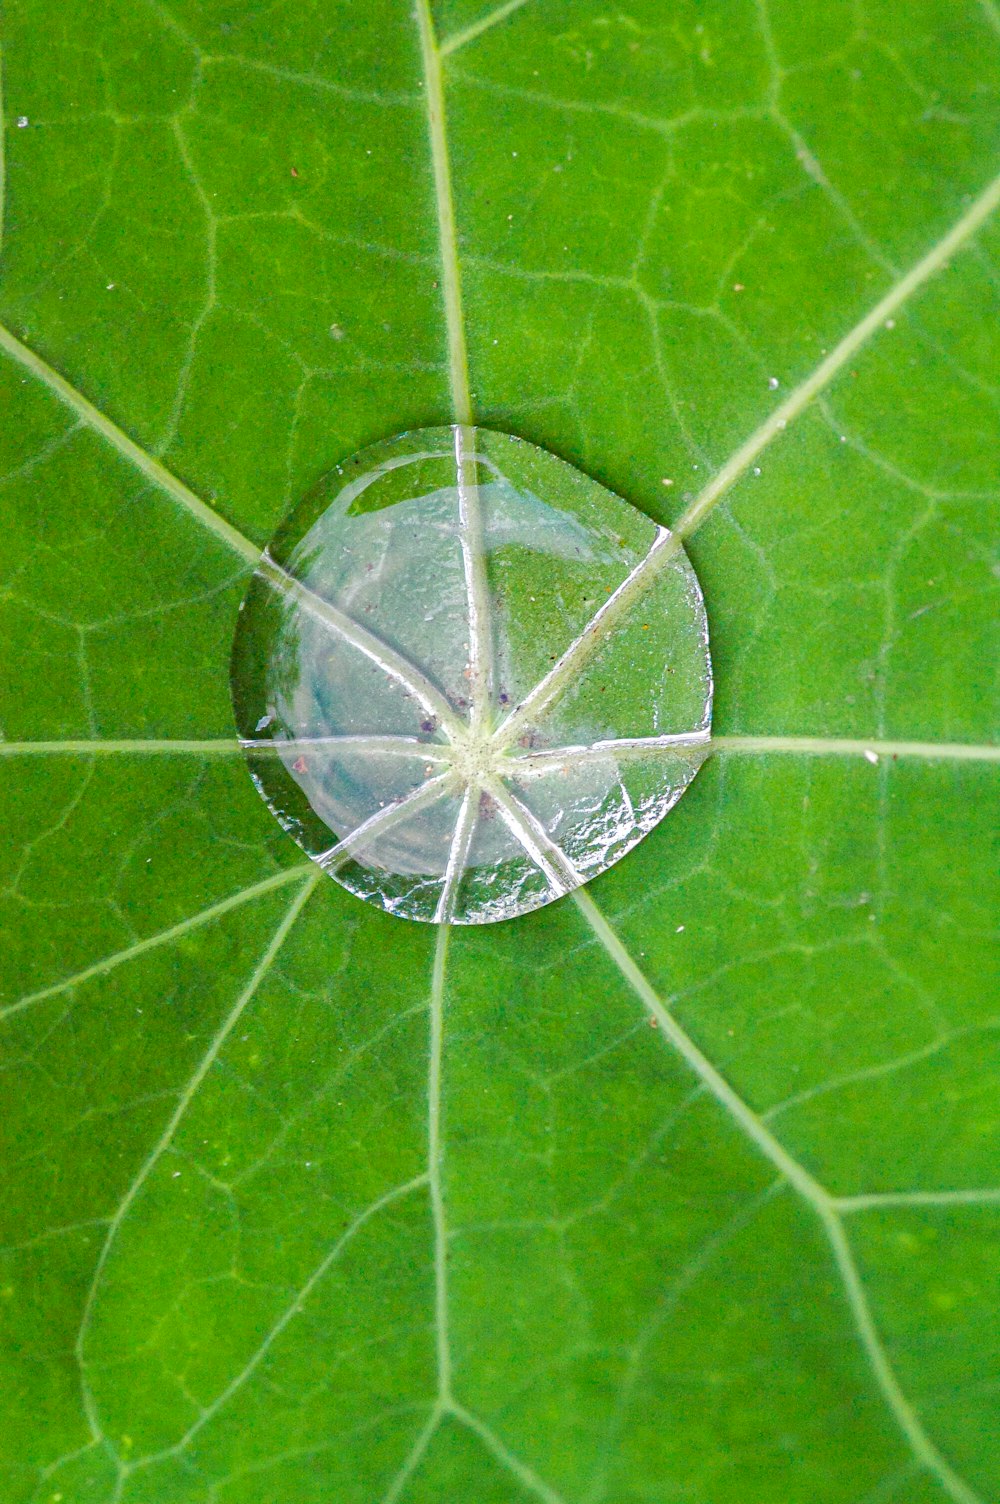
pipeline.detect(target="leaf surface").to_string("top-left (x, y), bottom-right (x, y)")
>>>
top-left (1, 2), bottom-right (998, 1501)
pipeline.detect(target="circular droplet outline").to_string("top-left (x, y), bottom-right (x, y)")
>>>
top-left (231, 426), bottom-right (713, 925)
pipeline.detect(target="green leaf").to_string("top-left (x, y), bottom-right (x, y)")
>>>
top-left (1, 1), bottom-right (997, 1501)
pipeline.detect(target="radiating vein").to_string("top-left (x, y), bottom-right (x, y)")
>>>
top-left (74, 870), bottom-right (321, 1445)
top-left (434, 786), bottom-right (479, 923)
top-left (491, 525), bottom-right (675, 749)
top-left (573, 888), bottom-right (986, 1504)
top-left (820, 1213), bottom-right (985, 1504)
top-left (242, 734), bottom-right (454, 760)
top-left (5, 732), bottom-right (993, 767)
top-left (258, 552), bottom-right (465, 740)
top-left (454, 421), bottom-right (496, 730)
top-left (501, 730), bottom-right (710, 776)
top-left (0, 736), bottom-right (453, 760)
top-left (838, 1188), bottom-right (1000, 1213)
top-left (1, 864), bottom-right (314, 1023)
top-left (316, 770), bottom-right (456, 873)
top-left (417, 3), bottom-right (495, 732)
top-left (483, 774), bottom-right (578, 894)
top-left (671, 164), bottom-right (1000, 538)
top-left (439, 0), bottom-right (536, 57)
top-left (0, 738), bottom-right (244, 757)
top-left (573, 890), bottom-right (827, 1200)
top-left (713, 735), bottom-right (1000, 763)
top-left (380, 1407), bottom-right (444, 1504)
top-left (416, 0), bottom-right (473, 423)
top-left (492, 164), bottom-right (1000, 744)
top-left (0, 322), bottom-right (261, 564)
top-left (429, 923), bottom-right (453, 1403)
top-left (451, 1403), bottom-right (569, 1504)
top-left (7, 0), bottom-right (994, 1495)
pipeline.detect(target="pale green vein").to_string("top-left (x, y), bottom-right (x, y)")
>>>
top-left (762, 1033), bottom-right (966, 1122)
top-left (454, 421), bottom-right (497, 730)
top-left (204, 51), bottom-right (422, 108)
top-left (838, 1188), bottom-right (1000, 1213)
top-left (439, 0), bottom-right (536, 58)
top-left (380, 1408), bottom-right (444, 1504)
top-left (258, 551), bottom-right (467, 740)
top-left (572, 889), bottom-right (827, 1203)
top-left (451, 1402), bottom-right (569, 1504)
top-left (384, 874), bottom-right (566, 1504)
top-left (435, 786), bottom-right (479, 923)
top-left (572, 887), bottom-right (985, 1504)
top-left (318, 771), bottom-right (457, 874)
top-left (491, 163), bottom-right (1000, 743)
top-left (74, 869), bottom-right (321, 1448)
top-left (0, 738), bottom-right (244, 758)
top-left (214, 1407), bottom-right (434, 1496)
top-left (416, 0), bottom-right (473, 423)
top-left (484, 776), bottom-right (568, 890)
top-left (819, 1212), bottom-right (984, 1504)
top-left (0, 735), bottom-right (456, 760)
top-left (1, 863), bottom-right (314, 1024)
top-left (429, 921), bottom-right (454, 1404)
top-left (243, 735), bottom-right (453, 760)
top-left (135, 1173), bottom-right (431, 1468)
top-left (0, 322), bottom-right (261, 564)
top-left (484, 772), bottom-right (578, 895)
top-left (501, 730), bottom-right (710, 776)
top-left (3, 733), bottom-right (995, 766)
top-left (712, 735), bottom-right (1000, 764)
top-left (672, 165), bottom-right (1000, 538)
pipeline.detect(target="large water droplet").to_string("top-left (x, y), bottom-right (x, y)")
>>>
top-left (231, 426), bottom-right (712, 924)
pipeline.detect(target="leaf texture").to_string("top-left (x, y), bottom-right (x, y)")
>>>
top-left (0, 2), bottom-right (998, 1501)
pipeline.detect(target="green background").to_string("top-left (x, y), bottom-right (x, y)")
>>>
top-left (0, 1), bottom-right (998, 1501)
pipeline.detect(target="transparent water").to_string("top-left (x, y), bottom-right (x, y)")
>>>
top-left (231, 426), bottom-right (712, 924)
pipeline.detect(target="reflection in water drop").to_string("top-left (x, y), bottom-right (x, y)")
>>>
top-left (231, 426), bottom-right (712, 924)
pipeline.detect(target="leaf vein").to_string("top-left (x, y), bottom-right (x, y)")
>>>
top-left (1, 863), bottom-right (314, 1023)
top-left (0, 322), bottom-right (261, 564)
top-left (73, 870), bottom-right (321, 1449)
top-left (573, 889), bottom-right (987, 1504)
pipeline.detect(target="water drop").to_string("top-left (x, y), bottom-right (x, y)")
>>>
top-left (231, 426), bottom-right (713, 924)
